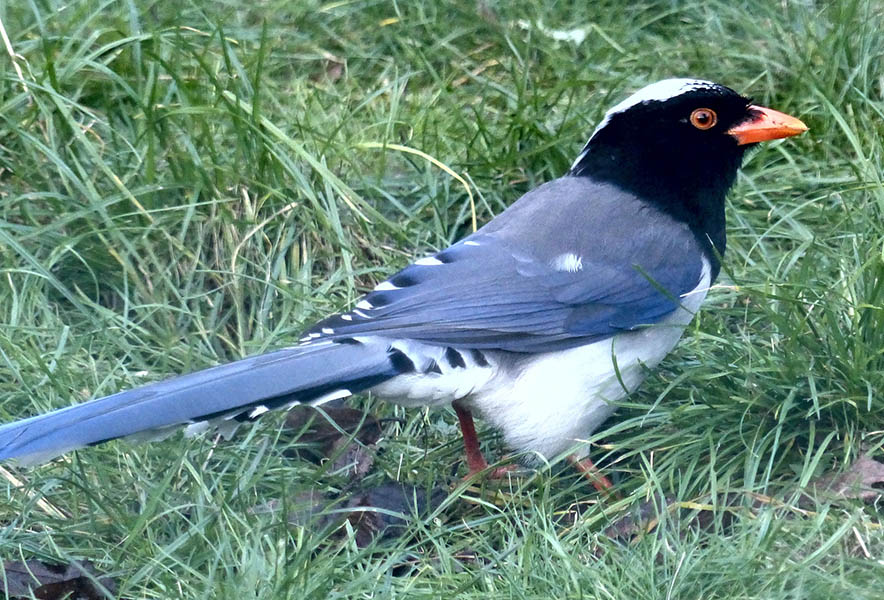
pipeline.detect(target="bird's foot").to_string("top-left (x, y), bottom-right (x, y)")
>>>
top-left (569, 455), bottom-right (618, 498)
top-left (463, 460), bottom-right (520, 480)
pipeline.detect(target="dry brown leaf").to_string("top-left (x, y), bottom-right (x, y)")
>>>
top-left (805, 453), bottom-right (884, 504)
top-left (601, 454), bottom-right (884, 544)
top-left (2, 560), bottom-right (117, 600)
top-left (272, 482), bottom-right (447, 548)
top-left (283, 405), bottom-right (384, 478)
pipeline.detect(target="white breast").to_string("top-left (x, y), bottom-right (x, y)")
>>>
top-left (468, 258), bottom-right (713, 460)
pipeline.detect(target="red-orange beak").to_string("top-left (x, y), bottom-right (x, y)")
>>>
top-left (727, 105), bottom-right (808, 145)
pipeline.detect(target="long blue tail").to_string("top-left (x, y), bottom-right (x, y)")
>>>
top-left (0, 338), bottom-right (407, 464)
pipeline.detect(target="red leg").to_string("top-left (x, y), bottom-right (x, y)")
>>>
top-left (569, 455), bottom-right (617, 496)
top-left (453, 402), bottom-right (489, 475)
top-left (453, 404), bottom-right (614, 490)
top-left (453, 402), bottom-right (519, 479)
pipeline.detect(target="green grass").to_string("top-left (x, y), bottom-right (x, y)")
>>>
top-left (1, 0), bottom-right (883, 597)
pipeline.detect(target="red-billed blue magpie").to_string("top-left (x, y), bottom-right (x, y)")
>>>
top-left (0, 79), bottom-right (807, 476)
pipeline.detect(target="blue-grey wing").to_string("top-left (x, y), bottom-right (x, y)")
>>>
top-left (305, 177), bottom-right (709, 352)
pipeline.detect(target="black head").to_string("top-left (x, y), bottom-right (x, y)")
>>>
top-left (569, 79), bottom-right (806, 261)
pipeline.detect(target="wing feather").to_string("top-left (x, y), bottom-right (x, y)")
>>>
top-left (307, 177), bottom-right (709, 352)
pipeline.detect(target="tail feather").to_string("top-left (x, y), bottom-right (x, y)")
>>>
top-left (0, 337), bottom-right (403, 464)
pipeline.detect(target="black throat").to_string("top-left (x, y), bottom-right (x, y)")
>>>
top-left (570, 132), bottom-right (747, 276)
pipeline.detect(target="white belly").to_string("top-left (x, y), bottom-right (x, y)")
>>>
top-left (468, 261), bottom-right (712, 459)
top-left (372, 259), bottom-right (712, 461)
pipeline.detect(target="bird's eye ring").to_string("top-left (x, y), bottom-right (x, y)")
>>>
top-left (690, 108), bottom-right (717, 130)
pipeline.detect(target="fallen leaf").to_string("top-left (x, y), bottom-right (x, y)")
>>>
top-left (600, 453), bottom-right (884, 544)
top-left (2, 560), bottom-right (117, 600)
top-left (601, 494), bottom-right (749, 543)
top-left (804, 452), bottom-right (884, 504)
top-left (283, 405), bottom-right (384, 478)
top-left (341, 482), bottom-right (448, 547)
top-left (276, 481), bottom-right (447, 548)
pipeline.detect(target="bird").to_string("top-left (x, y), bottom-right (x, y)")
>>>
top-left (0, 79), bottom-right (807, 483)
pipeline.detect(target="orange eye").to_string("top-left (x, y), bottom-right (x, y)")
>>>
top-left (690, 108), bottom-right (717, 130)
